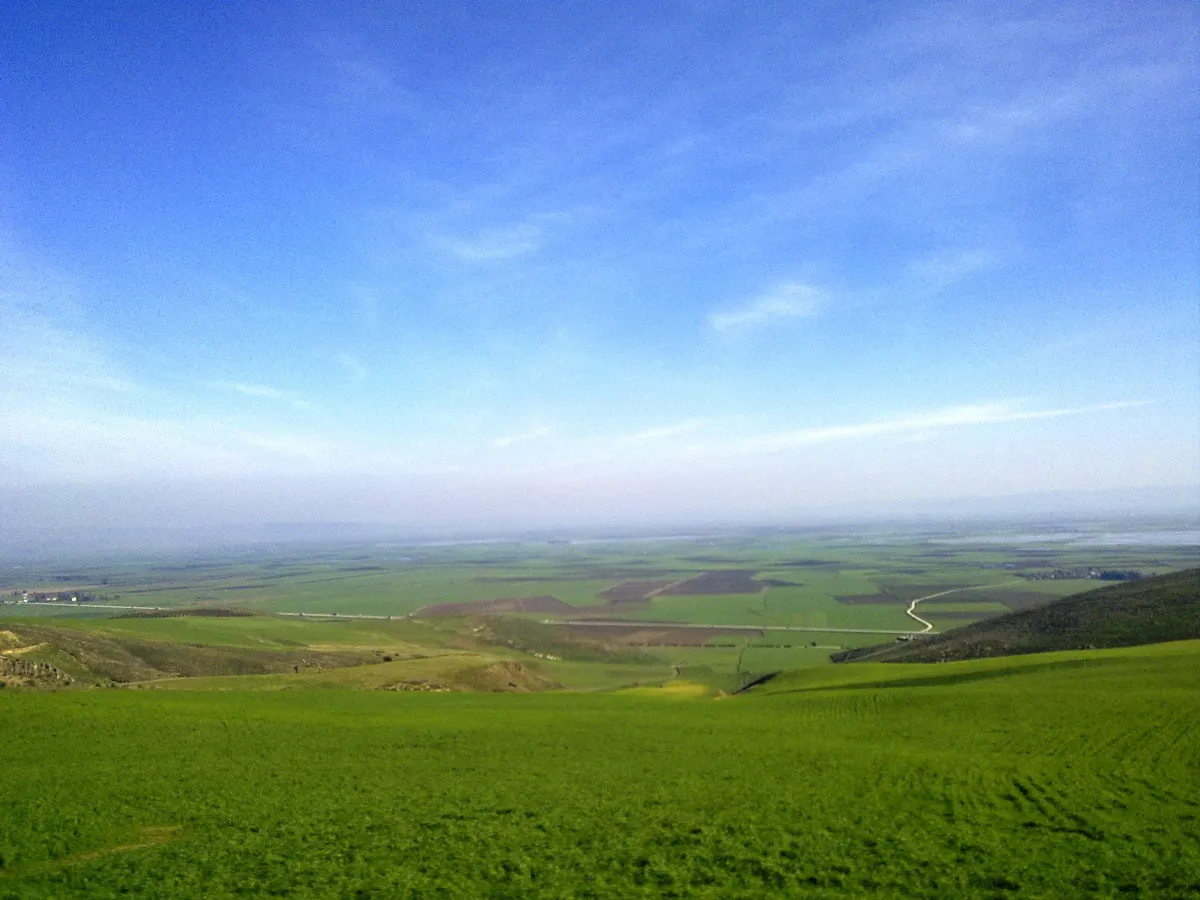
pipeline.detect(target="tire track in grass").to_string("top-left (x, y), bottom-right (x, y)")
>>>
top-left (0, 826), bottom-right (183, 880)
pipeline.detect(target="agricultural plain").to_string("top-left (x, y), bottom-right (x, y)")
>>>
top-left (5, 523), bottom-right (1197, 685)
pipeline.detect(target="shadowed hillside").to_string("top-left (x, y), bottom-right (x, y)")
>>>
top-left (833, 568), bottom-right (1200, 663)
top-left (0, 613), bottom-right (655, 692)
top-left (0, 620), bottom-right (383, 686)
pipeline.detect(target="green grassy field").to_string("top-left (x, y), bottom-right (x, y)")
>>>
top-left (2, 640), bottom-right (1197, 898)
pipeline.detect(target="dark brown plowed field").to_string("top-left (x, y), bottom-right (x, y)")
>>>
top-left (416, 596), bottom-right (575, 617)
top-left (598, 580), bottom-right (674, 604)
top-left (877, 584), bottom-right (972, 602)
top-left (835, 593), bottom-right (903, 605)
top-left (658, 571), bottom-right (764, 595)
top-left (920, 596), bottom-right (992, 604)
top-left (474, 568), bottom-right (678, 583)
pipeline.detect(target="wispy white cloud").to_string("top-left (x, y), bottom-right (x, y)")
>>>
top-left (553, 420), bottom-right (712, 468)
top-left (438, 224), bottom-right (543, 262)
top-left (906, 250), bottom-right (997, 290)
top-left (707, 400), bottom-right (1151, 457)
top-left (0, 402), bottom-right (415, 483)
top-left (709, 282), bottom-right (824, 333)
top-left (0, 241), bottom-right (137, 399)
top-left (611, 419), bottom-right (710, 448)
top-left (212, 381), bottom-right (315, 413)
top-left (491, 424), bottom-right (555, 448)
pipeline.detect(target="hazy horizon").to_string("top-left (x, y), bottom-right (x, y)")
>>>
top-left (2, 1), bottom-right (1197, 542)
top-left (2, 483), bottom-right (1196, 562)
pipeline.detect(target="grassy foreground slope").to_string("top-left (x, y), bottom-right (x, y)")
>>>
top-left (837, 568), bottom-right (1200, 663)
top-left (2, 642), bottom-right (1198, 898)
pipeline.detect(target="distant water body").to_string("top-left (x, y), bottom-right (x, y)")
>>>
top-left (938, 530), bottom-right (1200, 547)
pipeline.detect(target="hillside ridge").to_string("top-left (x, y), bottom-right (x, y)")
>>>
top-left (833, 568), bottom-right (1200, 663)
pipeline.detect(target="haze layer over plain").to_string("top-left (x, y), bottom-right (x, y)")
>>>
top-left (1, 0), bottom-right (1197, 536)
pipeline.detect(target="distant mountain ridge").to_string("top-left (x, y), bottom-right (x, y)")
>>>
top-left (834, 568), bottom-right (1200, 663)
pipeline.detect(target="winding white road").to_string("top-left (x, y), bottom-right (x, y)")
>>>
top-left (903, 581), bottom-right (1026, 633)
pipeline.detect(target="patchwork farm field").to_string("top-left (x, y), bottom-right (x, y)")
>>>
top-left (4, 524), bottom-right (1197, 689)
top-left (7, 524), bottom-right (1196, 633)
top-left (2, 641), bottom-right (1198, 898)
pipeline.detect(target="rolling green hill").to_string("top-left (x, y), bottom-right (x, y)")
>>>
top-left (2, 640), bottom-right (1197, 897)
top-left (836, 568), bottom-right (1200, 663)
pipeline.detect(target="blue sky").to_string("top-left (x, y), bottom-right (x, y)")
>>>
top-left (1, 0), bottom-right (1197, 532)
